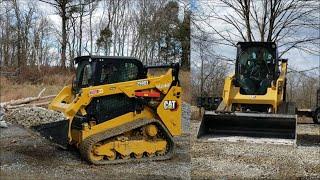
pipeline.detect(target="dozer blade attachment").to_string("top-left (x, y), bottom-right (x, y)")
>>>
top-left (30, 120), bottom-right (69, 149)
top-left (197, 111), bottom-right (297, 141)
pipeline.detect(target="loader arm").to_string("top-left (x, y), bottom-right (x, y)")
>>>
top-left (49, 68), bottom-right (179, 143)
top-left (49, 69), bottom-right (173, 118)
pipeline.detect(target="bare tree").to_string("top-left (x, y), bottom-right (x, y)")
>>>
top-left (0, 1), bottom-right (52, 68)
top-left (287, 70), bottom-right (319, 108)
top-left (179, 8), bottom-right (191, 70)
top-left (95, 0), bottom-right (188, 66)
top-left (39, 0), bottom-right (73, 67)
top-left (195, 0), bottom-right (320, 56)
top-left (191, 31), bottom-right (229, 104)
top-left (12, 0), bottom-right (23, 67)
top-left (190, 0), bottom-right (319, 106)
top-left (1, 0), bottom-right (190, 69)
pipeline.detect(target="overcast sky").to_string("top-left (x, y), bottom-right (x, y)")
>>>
top-left (190, 0), bottom-right (319, 78)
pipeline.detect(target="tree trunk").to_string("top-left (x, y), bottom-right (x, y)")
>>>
top-left (89, 2), bottom-right (93, 55)
top-left (78, 1), bottom-right (83, 56)
top-left (61, 11), bottom-right (67, 67)
top-left (13, 0), bottom-right (23, 68)
top-left (180, 10), bottom-right (190, 70)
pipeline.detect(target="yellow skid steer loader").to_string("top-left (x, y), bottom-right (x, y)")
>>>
top-left (197, 42), bottom-right (297, 141)
top-left (32, 56), bottom-right (182, 164)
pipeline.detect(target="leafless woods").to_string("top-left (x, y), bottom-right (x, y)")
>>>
top-left (0, 0), bottom-right (190, 69)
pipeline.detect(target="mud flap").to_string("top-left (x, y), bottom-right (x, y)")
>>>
top-left (197, 111), bottom-right (297, 140)
top-left (31, 120), bottom-right (69, 149)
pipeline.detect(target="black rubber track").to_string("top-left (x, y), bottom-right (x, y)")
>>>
top-left (79, 119), bottom-right (175, 165)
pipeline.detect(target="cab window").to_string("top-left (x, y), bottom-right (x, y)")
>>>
top-left (82, 64), bottom-right (92, 86)
top-left (99, 62), bottom-right (139, 84)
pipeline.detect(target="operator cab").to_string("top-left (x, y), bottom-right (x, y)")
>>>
top-left (72, 56), bottom-right (147, 128)
top-left (235, 42), bottom-right (279, 95)
top-left (73, 56), bottom-right (146, 93)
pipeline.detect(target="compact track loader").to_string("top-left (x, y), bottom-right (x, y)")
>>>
top-left (32, 56), bottom-right (182, 164)
top-left (197, 42), bottom-right (297, 140)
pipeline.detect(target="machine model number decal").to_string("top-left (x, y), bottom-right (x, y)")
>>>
top-left (164, 100), bottom-right (177, 110)
top-left (89, 89), bottom-right (103, 96)
top-left (156, 83), bottom-right (171, 90)
top-left (137, 80), bottom-right (149, 86)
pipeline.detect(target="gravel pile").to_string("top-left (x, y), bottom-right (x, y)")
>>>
top-left (5, 102), bottom-right (191, 132)
top-left (5, 107), bottom-right (65, 128)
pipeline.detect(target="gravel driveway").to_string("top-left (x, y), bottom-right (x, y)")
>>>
top-left (0, 103), bottom-right (191, 180)
top-left (191, 119), bottom-right (320, 179)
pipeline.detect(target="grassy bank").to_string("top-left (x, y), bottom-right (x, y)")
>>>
top-left (0, 67), bottom-right (190, 103)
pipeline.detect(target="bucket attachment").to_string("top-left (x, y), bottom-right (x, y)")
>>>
top-left (197, 111), bottom-right (297, 140)
top-left (30, 119), bottom-right (69, 149)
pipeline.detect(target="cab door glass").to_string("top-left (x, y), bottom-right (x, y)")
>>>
top-left (123, 62), bottom-right (139, 81)
top-left (81, 64), bottom-right (92, 86)
top-left (100, 63), bottom-right (119, 84)
top-left (99, 62), bottom-right (139, 84)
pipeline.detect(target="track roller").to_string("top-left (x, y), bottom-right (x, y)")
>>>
top-left (79, 119), bottom-right (175, 165)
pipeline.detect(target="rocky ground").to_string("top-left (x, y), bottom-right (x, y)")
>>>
top-left (0, 103), bottom-right (191, 180)
top-left (191, 118), bottom-right (320, 179)
top-left (2, 102), bottom-right (319, 179)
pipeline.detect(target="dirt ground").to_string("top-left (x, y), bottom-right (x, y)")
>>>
top-left (0, 102), bottom-right (191, 180)
top-left (191, 118), bottom-right (320, 179)
top-left (0, 125), bottom-right (190, 180)
top-left (1, 103), bottom-right (319, 179)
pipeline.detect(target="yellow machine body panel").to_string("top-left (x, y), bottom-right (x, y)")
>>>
top-left (49, 69), bottom-right (174, 119)
top-left (49, 65), bottom-right (182, 145)
top-left (222, 60), bottom-right (287, 112)
top-left (157, 86), bottom-right (182, 136)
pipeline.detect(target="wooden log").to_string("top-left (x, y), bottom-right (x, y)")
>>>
top-left (0, 88), bottom-right (56, 109)
top-left (6, 101), bottom-right (51, 109)
top-left (0, 95), bottom-right (56, 107)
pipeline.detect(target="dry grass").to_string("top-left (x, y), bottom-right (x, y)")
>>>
top-left (0, 77), bottom-right (66, 102)
top-left (0, 66), bottom-right (73, 102)
top-left (0, 67), bottom-right (190, 103)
